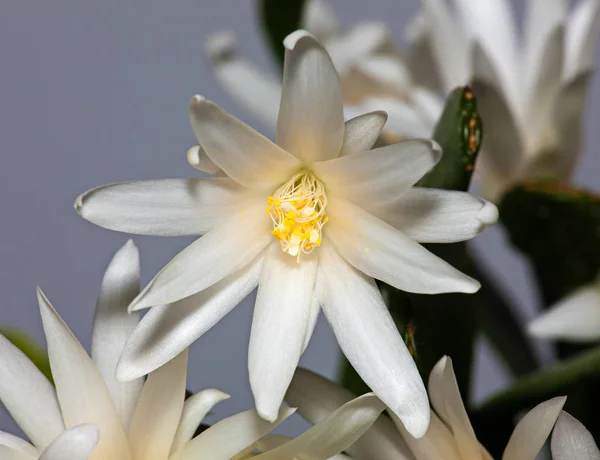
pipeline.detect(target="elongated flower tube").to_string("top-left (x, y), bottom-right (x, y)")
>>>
top-left (286, 359), bottom-right (571, 460)
top-left (75, 30), bottom-right (498, 437)
top-left (0, 241), bottom-right (385, 460)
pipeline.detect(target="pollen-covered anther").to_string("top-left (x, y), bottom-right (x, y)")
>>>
top-left (267, 172), bottom-right (328, 261)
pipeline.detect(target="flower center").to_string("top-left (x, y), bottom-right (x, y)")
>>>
top-left (267, 172), bottom-right (328, 261)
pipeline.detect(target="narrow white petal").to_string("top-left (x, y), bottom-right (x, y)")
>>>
top-left (0, 333), bottom-right (63, 450)
top-left (302, 0), bottom-right (339, 40)
top-left (372, 188), bottom-right (498, 243)
top-left (551, 411), bottom-right (600, 460)
top-left (352, 56), bottom-right (412, 93)
top-left (75, 178), bottom-right (253, 236)
top-left (0, 432), bottom-right (38, 457)
top-left (170, 389), bottom-right (231, 455)
top-left (172, 407), bottom-right (295, 460)
top-left (472, 43), bottom-right (503, 89)
top-left (454, 0), bottom-right (518, 101)
top-left (339, 111), bottom-right (387, 157)
top-left (405, 12), bottom-right (444, 93)
top-left (302, 295), bottom-right (321, 352)
top-left (427, 357), bottom-right (481, 460)
top-left (564, 0), bottom-right (600, 80)
top-left (313, 139), bottom-right (441, 208)
top-left (277, 30), bottom-right (344, 163)
top-left (286, 368), bottom-right (413, 460)
top-left (326, 200), bottom-right (480, 294)
top-left (391, 410), bottom-right (463, 460)
top-left (318, 243), bottom-right (430, 438)
top-left (205, 31), bottom-right (281, 130)
top-left (254, 394), bottom-right (385, 460)
top-left (39, 425), bottom-right (99, 460)
top-left (502, 396), bottom-right (566, 460)
top-left (129, 202), bottom-right (270, 309)
top-left (38, 290), bottom-right (131, 460)
top-left (528, 285), bottom-right (600, 341)
top-left (189, 96), bottom-right (300, 188)
top-left (128, 350), bottom-right (188, 459)
top-left (186, 145), bottom-right (222, 175)
top-left (91, 240), bottom-right (143, 430)
top-left (117, 255), bottom-right (263, 381)
top-left (249, 246), bottom-right (317, 421)
top-left (0, 447), bottom-right (36, 460)
top-left (419, 0), bottom-right (469, 92)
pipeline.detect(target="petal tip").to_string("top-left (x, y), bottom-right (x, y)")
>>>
top-left (283, 29), bottom-right (317, 51)
top-left (205, 30), bottom-right (237, 61)
top-left (186, 145), bottom-right (201, 166)
top-left (476, 200), bottom-right (499, 227)
top-left (398, 406), bottom-right (431, 439)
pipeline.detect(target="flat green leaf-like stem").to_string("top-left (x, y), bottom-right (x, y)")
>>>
top-left (259, 0), bottom-right (306, 67)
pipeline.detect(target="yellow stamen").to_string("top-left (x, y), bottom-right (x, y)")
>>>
top-left (266, 172), bottom-right (328, 261)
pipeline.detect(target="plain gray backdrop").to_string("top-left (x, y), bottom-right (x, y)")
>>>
top-left (1, 0), bottom-right (599, 438)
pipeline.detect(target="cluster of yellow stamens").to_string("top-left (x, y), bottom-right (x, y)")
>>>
top-left (266, 172), bottom-right (328, 261)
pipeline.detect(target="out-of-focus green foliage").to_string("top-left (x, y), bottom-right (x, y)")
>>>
top-left (1, 327), bottom-right (53, 384)
top-left (259, 0), bottom-right (307, 67)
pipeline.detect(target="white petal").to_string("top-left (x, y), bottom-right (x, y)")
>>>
top-left (454, 0), bottom-right (518, 101)
top-left (75, 178), bottom-right (253, 236)
top-left (186, 145), bottom-right (222, 175)
top-left (277, 30), bottom-right (344, 163)
top-left (302, 0), bottom-right (339, 40)
top-left (0, 447), bottom-right (36, 460)
top-left (318, 243), bottom-right (430, 438)
top-left (171, 407), bottom-right (295, 460)
top-left (0, 333), bottom-right (63, 450)
top-left (405, 13), bottom-right (444, 93)
top-left (38, 289), bottom-right (131, 460)
top-left (502, 396), bottom-right (566, 460)
top-left (117, 255), bottom-right (263, 381)
top-left (525, 26), bottom-right (565, 152)
top-left (0, 432), bottom-right (38, 457)
top-left (528, 284), bottom-right (600, 341)
top-left (352, 56), bottom-right (412, 93)
top-left (302, 295), bottom-right (321, 352)
top-left (472, 43), bottom-right (503, 89)
top-left (371, 188), bottom-right (498, 243)
top-left (564, 0), bottom-right (600, 80)
top-left (205, 31), bottom-right (281, 129)
top-left (427, 357), bottom-right (481, 460)
top-left (551, 411), bottom-right (600, 460)
top-left (326, 199), bottom-right (480, 294)
top-left (339, 111), bottom-right (387, 157)
top-left (170, 389), bottom-right (231, 455)
top-left (129, 202), bottom-right (270, 309)
top-left (90, 240), bottom-right (143, 430)
top-left (189, 96), bottom-right (300, 188)
top-left (419, 0), bottom-right (469, 92)
top-left (285, 368), bottom-right (413, 460)
top-left (39, 425), bottom-right (99, 460)
top-left (313, 139), bottom-right (441, 208)
top-left (128, 350), bottom-right (188, 459)
top-left (249, 246), bottom-right (317, 421)
top-left (254, 394), bottom-right (385, 460)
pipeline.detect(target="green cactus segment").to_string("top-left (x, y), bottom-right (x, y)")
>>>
top-left (259, 0), bottom-right (307, 68)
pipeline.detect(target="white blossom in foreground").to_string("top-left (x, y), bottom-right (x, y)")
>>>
top-left (529, 274), bottom-right (600, 342)
top-left (0, 241), bottom-right (385, 460)
top-left (206, 0), bottom-right (443, 140)
top-left (416, 0), bottom-right (600, 199)
top-left (286, 358), bottom-right (570, 460)
top-left (551, 411), bottom-right (600, 459)
top-left (75, 30), bottom-right (498, 436)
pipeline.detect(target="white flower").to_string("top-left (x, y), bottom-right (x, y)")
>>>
top-left (528, 274), bottom-right (600, 342)
top-left (416, 0), bottom-right (600, 199)
top-left (551, 411), bottom-right (600, 459)
top-left (0, 241), bottom-right (386, 460)
top-left (286, 358), bottom-right (569, 460)
top-left (75, 30), bottom-right (498, 436)
top-left (205, 0), bottom-right (443, 140)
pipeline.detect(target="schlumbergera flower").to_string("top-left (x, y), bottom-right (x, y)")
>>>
top-left (206, 0), bottom-right (443, 139)
top-left (285, 358), bottom-right (597, 460)
top-left (75, 30), bottom-right (498, 436)
top-left (0, 241), bottom-right (386, 460)
top-left (416, 0), bottom-right (600, 199)
top-left (528, 272), bottom-right (600, 342)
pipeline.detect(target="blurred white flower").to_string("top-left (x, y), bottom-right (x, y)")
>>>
top-left (551, 411), bottom-right (600, 459)
top-left (0, 241), bottom-right (387, 460)
top-left (205, 0), bottom-right (444, 140)
top-left (529, 275), bottom-right (600, 342)
top-left (76, 30), bottom-right (498, 436)
top-left (417, 0), bottom-right (600, 199)
top-left (286, 357), bottom-right (568, 460)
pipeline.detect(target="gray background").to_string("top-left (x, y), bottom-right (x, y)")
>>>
top-left (0, 0), bottom-right (598, 438)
